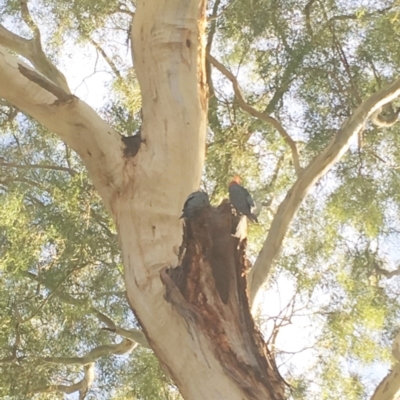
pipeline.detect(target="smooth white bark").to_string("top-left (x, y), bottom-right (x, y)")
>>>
top-left (0, 47), bottom-right (124, 209)
top-left (370, 364), bottom-right (400, 400)
top-left (112, 1), bottom-right (266, 398)
top-left (0, 3), bottom-right (70, 91)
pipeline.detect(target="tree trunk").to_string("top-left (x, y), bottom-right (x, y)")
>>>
top-left (112, 3), bottom-right (285, 397)
top-left (0, 0), bottom-right (286, 398)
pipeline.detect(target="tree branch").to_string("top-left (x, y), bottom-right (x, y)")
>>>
top-left (205, 0), bottom-right (221, 100)
top-left (0, 25), bottom-right (32, 60)
top-left (42, 338), bottom-right (136, 365)
top-left (0, 47), bottom-right (124, 210)
top-left (23, 271), bottom-right (150, 348)
top-left (0, 159), bottom-right (77, 175)
top-left (37, 339), bottom-right (135, 398)
top-left (18, 64), bottom-right (72, 101)
top-left (370, 362), bottom-right (400, 400)
top-left (33, 362), bottom-right (95, 399)
top-left (89, 38), bottom-right (122, 79)
top-left (370, 104), bottom-right (400, 128)
top-left (0, 306), bottom-right (22, 364)
top-left (248, 76), bottom-right (400, 312)
top-left (102, 326), bottom-right (149, 347)
top-left (93, 308), bottom-right (149, 347)
top-left (207, 53), bottom-right (302, 176)
top-left (375, 265), bottom-right (400, 279)
top-left (20, 0), bottom-right (41, 40)
top-left (0, 22), bottom-right (69, 92)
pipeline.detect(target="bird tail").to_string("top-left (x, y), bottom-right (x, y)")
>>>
top-left (249, 214), bottom-right (258, 223)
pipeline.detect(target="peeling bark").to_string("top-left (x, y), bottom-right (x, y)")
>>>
top-left (164, 202), bottom-right (285, 399)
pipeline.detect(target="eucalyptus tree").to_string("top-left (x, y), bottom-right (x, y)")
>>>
top-left (1, 0), bottom-right (400, 399)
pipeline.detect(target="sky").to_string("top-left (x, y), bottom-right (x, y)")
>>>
top-left (1, 2), bottom-right (397, 398)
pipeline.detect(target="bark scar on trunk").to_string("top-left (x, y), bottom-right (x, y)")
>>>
top-left (121, 131), bottom-right (144, 158)
top-left (162, 201), bottom-right (286, 399)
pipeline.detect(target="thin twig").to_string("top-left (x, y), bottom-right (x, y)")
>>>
top-left (0, 160), bottom-right (77, 175)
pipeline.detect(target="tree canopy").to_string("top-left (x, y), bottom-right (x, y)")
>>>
top-left (1, 0), bottom-right (400, 399)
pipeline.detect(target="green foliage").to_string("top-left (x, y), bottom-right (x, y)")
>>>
top-left (1, 0), bottom-right (400, 398)
top-left (0, 116), bottom-right (176, 399)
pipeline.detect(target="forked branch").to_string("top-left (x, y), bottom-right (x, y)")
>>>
top-left (207, 53), bottom-right (302, 176)
top-left (32, 363), bottom-right (95, 399)
top-left (248, 76), bottom-right (400, 311)
top-left (0, 47), bottom-right (124, 209)
top-left (0, 1), bottom-right (70, 92)
top-left (36, 339), bottom-right (136, 397)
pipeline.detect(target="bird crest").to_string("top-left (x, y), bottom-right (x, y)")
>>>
top-left (229, 174), bottom-right (242, 186)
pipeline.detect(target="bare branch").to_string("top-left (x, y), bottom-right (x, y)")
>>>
top-left (92, 308), bottom-right (116, 328)
top-left (0, 25), bottom-right (32, 59)
top-left (102, 326), bottom-right (149, 348)
top-left (43, 338), bottom-right (137, 365)
top-left (19, 0), bottom-right (70, 92)
top-left (92, 308), bottom-right (149, 347)
top-left (370, 104), bottom-right (400, 128)
top-left (18, 64), bottom-right (73, 102)
top-left (207, 53), bottom-right (302, 176)
top-left (35, 340), bottom-right (134, 397)
top-left (248, 76), bottom-right (400, 312)
top-left (205, 0), bottom-right (221, 100)
top-left (33, 362), bottom-right (95, 399)
top-left (89, 38), bottom-right (122, 79)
